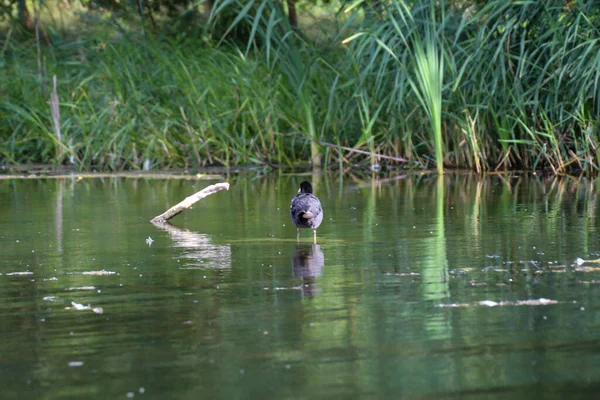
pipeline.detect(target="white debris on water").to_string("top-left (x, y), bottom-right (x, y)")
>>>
top-left (485, 254), bottom-right (501, 259)
top-left (71, 302), bottom-right (89, 310)
top-left (66, 301), bottom-right (104, 314)
top-left (146, 236), bottom-right (154, 246)
top-left (6, 271), bottom-right (33, 276)
top-left (383, 272), bottom-right (421, 276)
top-left (68, 361), bottom-right (84, 367)
top-left (67, 286), bottom-right (97, 291)
top-left (437, 298), bottom-right (560, 308)
top-left (75, 270), bottom-right (116, 276)
top-left (264, 286), bottom-right (304, 291)
top-left (479, 300), bottom-right (499, 307)
top-left (516, 298), bottom-right (557, 306)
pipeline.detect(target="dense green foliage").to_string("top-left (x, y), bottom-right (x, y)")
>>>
top-left (1, 0), bottom-right (599, 173)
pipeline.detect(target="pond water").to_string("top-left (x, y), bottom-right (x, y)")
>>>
top-left (2, 172), bottom-right (600, 399)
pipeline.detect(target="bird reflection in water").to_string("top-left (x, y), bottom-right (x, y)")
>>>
top-left (292, 244), bottom-right (325, 297)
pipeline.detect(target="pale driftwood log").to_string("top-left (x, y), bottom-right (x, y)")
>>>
top-left (151, 182), bottom-right (230, 223)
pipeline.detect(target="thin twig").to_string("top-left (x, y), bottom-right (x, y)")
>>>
top-left (180, 107), bottom-right (202, 165)
top-left (271, 131), bottom-right (408, 163)
top-left (50, 75), bottom-right (62, 143)
top-left (35, 15), bottom-right (43, 94)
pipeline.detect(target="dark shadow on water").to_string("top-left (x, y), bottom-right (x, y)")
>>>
top-left (292, 243), bottom-right (325, 297)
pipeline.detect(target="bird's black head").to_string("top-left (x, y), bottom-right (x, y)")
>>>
top-left (298, 181), bottom-right (313, 194)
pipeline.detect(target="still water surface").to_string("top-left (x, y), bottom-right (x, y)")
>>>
top-left (1, 173), bottom-right (600, 399)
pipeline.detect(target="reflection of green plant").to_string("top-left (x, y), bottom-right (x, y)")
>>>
top-left (422, 174), bottom-right (449, 303)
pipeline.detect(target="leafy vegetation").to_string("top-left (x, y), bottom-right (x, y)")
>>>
top-left (1, 0), bottom-right (599, 174)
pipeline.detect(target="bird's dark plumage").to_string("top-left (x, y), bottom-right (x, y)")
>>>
top-left (290, 181), bottom-right (323, 243)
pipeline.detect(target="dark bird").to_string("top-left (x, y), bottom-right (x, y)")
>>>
top-left (290, 181), bottom-right (323, 243)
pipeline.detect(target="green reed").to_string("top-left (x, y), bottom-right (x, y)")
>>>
top-left (1, 35), bottom-right (290, 169)
top-left (1, 0), bottom-right (600, 174)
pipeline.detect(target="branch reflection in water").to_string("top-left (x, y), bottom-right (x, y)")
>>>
top-left (292, 243), bottom-right (325, 297)
top-left (151, 221), bottom-right (231, 269)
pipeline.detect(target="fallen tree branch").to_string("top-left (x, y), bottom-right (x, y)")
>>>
top-left (271, 131), bottom-right (408, 163)
top-left (151, 182), bottom-right (230, 223)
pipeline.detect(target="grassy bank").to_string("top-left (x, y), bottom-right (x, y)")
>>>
top-left (1, 0), bottom-right (599, 174)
